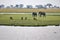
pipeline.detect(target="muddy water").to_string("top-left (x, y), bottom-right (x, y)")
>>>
top-left (0, 26), bottom-right (60, 40)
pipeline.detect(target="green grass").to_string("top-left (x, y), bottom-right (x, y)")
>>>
top-left (0, 13), bottom-right (60, 26)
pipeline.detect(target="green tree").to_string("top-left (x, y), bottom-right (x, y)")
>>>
top-left (46, 3), bottom-right (52, 8)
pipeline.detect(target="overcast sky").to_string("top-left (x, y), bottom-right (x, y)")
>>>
top-left (0, 0), bottom-right (60, 7)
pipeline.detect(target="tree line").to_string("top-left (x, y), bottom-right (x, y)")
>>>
top-left (0, 3), bottom-right (60, 9)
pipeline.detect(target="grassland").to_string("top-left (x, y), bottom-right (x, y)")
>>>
top-left (0, 8), bottom-right (60, 26)
top-left (0, 8), bottom-right (60, 13)
top-left (0, 13), bottom-right (60, 26)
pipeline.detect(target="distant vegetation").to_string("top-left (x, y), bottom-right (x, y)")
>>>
top-left (0, 3), bottom-right (60, 9)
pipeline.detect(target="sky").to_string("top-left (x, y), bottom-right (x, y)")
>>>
top-left (0, 0), bottom-right (60, 7)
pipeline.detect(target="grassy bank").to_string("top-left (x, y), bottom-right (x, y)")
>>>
top-left (0, 13), bottom-right (60, 26)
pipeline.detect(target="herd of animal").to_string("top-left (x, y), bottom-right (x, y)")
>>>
top-left (32, 11), bottom-right (46, 17)
top-left (10, 11), bottom-right (46, 20)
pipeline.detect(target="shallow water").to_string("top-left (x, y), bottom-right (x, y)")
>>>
top-left (0, 26), bottom-right (60, 40)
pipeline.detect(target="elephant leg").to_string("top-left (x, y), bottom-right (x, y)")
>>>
top-left (43, 14), bottom-right (46, 17)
